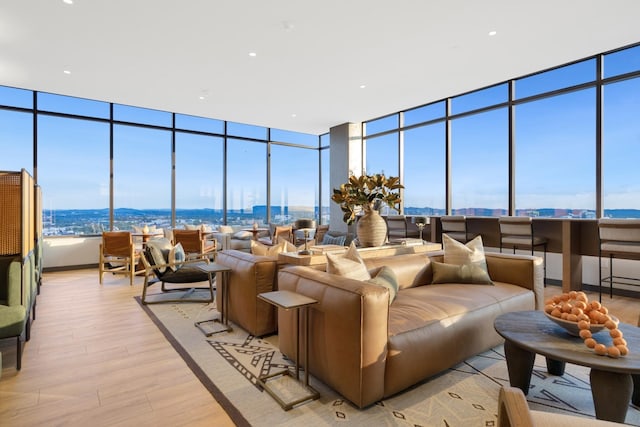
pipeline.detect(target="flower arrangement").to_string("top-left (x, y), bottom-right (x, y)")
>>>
top-left (331, 174), bottom-right (403, 225)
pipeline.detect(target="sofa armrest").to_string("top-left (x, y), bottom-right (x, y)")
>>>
top-left (485, 252), bottom-right (544, 310)
top-left (278, 266), bottom-right (389, 408)
top-left (216, 250), bottom-right (278, 336)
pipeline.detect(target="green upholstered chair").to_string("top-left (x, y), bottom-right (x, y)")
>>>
top-left (0, 255), bottom-right (29, 370)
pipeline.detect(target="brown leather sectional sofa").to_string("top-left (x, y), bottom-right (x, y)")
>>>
top-left (216, 250), bottom-right (279, 337)
top-left (277, 251), bottom-right (544, 408)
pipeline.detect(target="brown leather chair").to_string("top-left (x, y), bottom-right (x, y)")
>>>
top-left (99, 231), bottom-right (140, 286)
top-left (173, 229), bottom-right (217, 261)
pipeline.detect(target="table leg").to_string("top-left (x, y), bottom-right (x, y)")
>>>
top-left (304, 306), bottom-right (309, 387)
top-left (295, 308), bottom-right (300, 381)
top-left (504, 340), bottom-right (535, 395)
top-left (590, 369), bottom-right (633, 423)
top-left (545, 358), bottom-right (566, 376)
top-left (633, 374), bottom-right (639, 406)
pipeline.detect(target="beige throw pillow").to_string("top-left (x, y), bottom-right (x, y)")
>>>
top-left (442, 234), bottom-right (488, 272)
top-left (326, 242), bottom-right (371, 280)
top-left (250, 239), bottom-right (285, 256)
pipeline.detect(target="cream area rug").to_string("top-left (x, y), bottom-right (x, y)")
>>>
top-left (137, 296), bottom-right (640, 427)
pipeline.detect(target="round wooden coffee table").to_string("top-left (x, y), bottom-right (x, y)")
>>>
top-left (494, 310), bottom-right (640, 423)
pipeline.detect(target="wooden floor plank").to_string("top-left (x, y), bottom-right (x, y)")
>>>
top-left (0, 269), bottom-right (235, 427)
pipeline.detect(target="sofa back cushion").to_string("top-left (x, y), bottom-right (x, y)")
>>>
top-left (364, 253), bottom-right (432, 290)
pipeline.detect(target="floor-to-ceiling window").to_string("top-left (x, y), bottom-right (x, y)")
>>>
top-left (38, 116), bottom-right (110, 234)
top-left (602, 45), bottom-right (640, 216)
top-left (175, 132), bottom-right (224, 227)
top-left (226, 138), bottom-right (267, 226)
top-left (269, 129), bottom-right (319, 224)
top-left (515, 89), bottom-right (596, 217)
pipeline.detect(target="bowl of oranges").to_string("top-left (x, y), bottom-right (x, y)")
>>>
top-left (544, 291), bottom-right (628, 358)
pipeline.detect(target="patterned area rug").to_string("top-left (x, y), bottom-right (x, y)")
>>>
top-left (137, 297), bottom-right (640, 427)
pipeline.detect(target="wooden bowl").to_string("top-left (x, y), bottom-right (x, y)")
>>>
top-left (544, 311), bottom-right (619, 337)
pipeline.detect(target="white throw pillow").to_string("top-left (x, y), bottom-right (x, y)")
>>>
top-left (233, 230), bottom-right (253, 240)
top-left (168, 242), bottom-right (186, 272)
top-left (326, 242), bottom-right (371, 280)
top-left (442, 234), bottom-right (488, 272)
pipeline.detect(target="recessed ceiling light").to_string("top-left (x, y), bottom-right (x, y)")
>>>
top-left (63, 69), bottom-right (71, 75)
top-left (488, 30), bottom-right (497, 36)
top-left (360, 84), bottom-right (366, 89)
top-left (248, 52), bottom-right (257, 57)
top-left (63, 0), bottom-right (73, 4)
top-left (291, 113), bottom-right (297, 118)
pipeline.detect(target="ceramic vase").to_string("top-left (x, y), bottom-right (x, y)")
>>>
top-left (357, 206), bottom-right (387, 247)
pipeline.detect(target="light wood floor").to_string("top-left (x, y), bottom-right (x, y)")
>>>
top-left (0, 270), bottom-right (638, 426)
top-left (0, 269), bottom-right (235, 427)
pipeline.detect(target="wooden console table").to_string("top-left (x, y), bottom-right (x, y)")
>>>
top-left (278, 242), bottom-right (442, 267)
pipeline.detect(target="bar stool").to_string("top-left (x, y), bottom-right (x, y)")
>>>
top-left (498, 216), bottom-right (547, 283)
top-left (440, 215), bottom-right (470, 243)
top-left (598, 219), bottom-right (640, 302)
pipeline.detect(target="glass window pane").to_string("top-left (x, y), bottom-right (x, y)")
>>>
top-left (37, 92), bottom-right (110, 118)
top-left (175, 114), bottom-right (224, 134)
top-left (451, 84), bottom-right (508, 115)
top-left (404, 102), bottom-right (445, 127)
top-left (451, 108), bottom-right (508, 215)
top-left (403, 123), bottom-right (446, 215)
top-left (516, 59), bottom-right (596, 99)
top-left (365, 132), bottom-right (398, 177)
top-left (270, 128), bottom-right (318, 147)
top-left (365, 114), bottom-right (398, 136)
top-left (113, 125), bottom-right (172, 230)
top-left (604, 44), bottom-right (640, 78)
top-left (227, 122), bottom-right (267, 140)
top-left (0, 110), bottom-right (33, 174)
top-left (0, 86), bottom-right (33, 108)
top-left (515, 89), bottom-right (596, 217)
top-left (603, 78), bottom-right (640, 216)
top-left (320, 147), bottom-right (330, 224)
top-left (227, 139), bottom-right (266, 225)
top-left (113, 104), bottom-right (172, 127)
top-left (365, 132), bottom-right (399, 215)
top-left (320, 133), bottom-right (330, 148)
top-left (38, 116), bottom-right (110, 235)
top-left (270, 145), bottom-right (318, 224)
top-left (175, 133), bottom-right (224, 227)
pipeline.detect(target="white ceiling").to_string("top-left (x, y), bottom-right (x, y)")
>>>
top-left (2, 1), bottom-right (640, 135)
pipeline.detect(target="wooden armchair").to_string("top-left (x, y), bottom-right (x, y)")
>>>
top-left (99, 231), bottom-right (140, 286)
top-left (258, 225), bottom-right (293, 246)
top-left (173, 229), bottom-right (217, 261)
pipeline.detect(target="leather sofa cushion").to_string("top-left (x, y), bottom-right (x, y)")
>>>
top-left (387, 281), bottom-right (533, 337)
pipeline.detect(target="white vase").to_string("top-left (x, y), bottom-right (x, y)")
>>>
top-left (357, 207), bottom-right (387, 247)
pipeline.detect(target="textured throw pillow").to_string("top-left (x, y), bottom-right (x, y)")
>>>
top-left (250, 239), bottom-right (285, 256)
top-left (218, 225), bottom-right (234, 234)
top-left (168, 242), bottom-right (186, 272)
top-left (322, 234), bottom-right (346, 246)
top-left (326, 242), bottom-right (371, 280)
top-left (442, 234), bottom-right (488, 272)
top-left (145, 238), bottom-right (173, 274)
top-left (431, 261), bottom-right (494, 285)
top-left (367, 266), bottom-right (399, 304)
top-left (234, 230), bottom-right (253, 240)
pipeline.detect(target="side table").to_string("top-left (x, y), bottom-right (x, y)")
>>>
top-left (257, 290), bottom-right (320, 410)
top-left (194, 263), bottom-right (232, 336)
